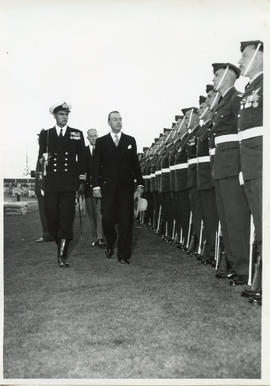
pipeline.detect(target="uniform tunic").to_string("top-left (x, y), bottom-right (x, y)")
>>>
top-left (238, 72), bottom-right (263, 255)
top-left (38, 126), bottom-right (85, 240)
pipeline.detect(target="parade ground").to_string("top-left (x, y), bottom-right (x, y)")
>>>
top-left (3, 203), bottom-right (261, 379)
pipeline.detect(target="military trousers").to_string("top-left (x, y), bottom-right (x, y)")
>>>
top-left (214, 177), bottom-right (250, 276)
top-left (189, 187), bottom-right (203, 240)
top-left (44, 190), bottom-right (76, 240)
top-left (244, 177), bottom-right (262, 256)
top-left (174, 190), bottom-right (190, 243)
top-left (198, 188), bottom-right (219, 258)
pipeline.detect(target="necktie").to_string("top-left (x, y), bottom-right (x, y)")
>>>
top-left (114, 134), bottom-right (119, 147)
top-left (59, 128), bottom-right (63, 137)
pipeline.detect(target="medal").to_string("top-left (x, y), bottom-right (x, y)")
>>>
top-left (252, 92), bottom-right (260, 108)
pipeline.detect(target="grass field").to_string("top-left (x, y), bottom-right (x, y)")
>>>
top-left (3, 205), bottom-right (261, 379)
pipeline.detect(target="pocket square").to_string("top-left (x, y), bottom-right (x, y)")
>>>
top-left (128, 145), bottom-right (132, 149)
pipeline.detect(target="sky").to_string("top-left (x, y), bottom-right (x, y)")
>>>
top-left (0, 0), bottom-right (268, 177)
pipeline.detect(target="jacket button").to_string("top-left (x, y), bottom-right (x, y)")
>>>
top-left (53, 169), bottom-right (57, 172)
top-left (64, 169), bottom-right (68, 172)
top-left (237, 114), bottom-right (241, 118)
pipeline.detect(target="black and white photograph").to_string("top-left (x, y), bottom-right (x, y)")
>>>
top-left (0, 0), bottom-right (270, 383)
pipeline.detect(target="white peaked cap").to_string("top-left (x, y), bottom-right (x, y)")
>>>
top-left (49, 101), bottom-right (72, 114)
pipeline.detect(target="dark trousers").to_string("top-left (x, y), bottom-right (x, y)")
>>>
top-left (198, 188), bottom-right (219, 258)
top-left (175, 190), bottom-right (190, 243)
top-left (189, 187), bottom-right (203, 239)
top-left (215, 177), bottom-right (250, 275)
top-left (85, 195), bottom-right (103, 240)
top-left (101, 188), bottom-right (134, 260)
top-left (244, 177), bottom-right (262, 256)
top-left (36, 192), bottom-right (50, 238)
top-left (44, 191), bottom-right (76, 240)
top-left (153, 192), bottom-right (162, 228)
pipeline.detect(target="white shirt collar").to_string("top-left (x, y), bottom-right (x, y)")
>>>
top-left (250, 71), bottom-right (263, 85)
top-left (88, 144), bottom-right (95, 154)
top-left (221, 86), bottom-right (234, 98)
top-left (110, 131), bottom-right (122, 141)
top-left (55, 124), bottom-right (67, 136)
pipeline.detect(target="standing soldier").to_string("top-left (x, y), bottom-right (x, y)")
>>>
top-left (211, 63), bottom-right (250, 285)
top-left (184, 107), bottom-right (202, 254)
top-left (159, 128), bottom-right (173, 240)
top-left (38, 102), bottom-right (85, 267)
top-left (196, 94), bottom-right (219, 264)
top-left (238, 40), bottom-right (263, 305)
top-left (173, 115), bottom-right (190, 249)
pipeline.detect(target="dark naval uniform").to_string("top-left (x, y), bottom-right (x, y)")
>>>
top-left (39, 126), bottom-right (85, 242)
top-left (211, 79), bottom-right (250, 283)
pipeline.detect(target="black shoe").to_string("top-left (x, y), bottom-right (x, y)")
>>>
top-left (98, 239), bottom-right (105, 248)
top-left (57, 256), bottom-right (66, 268)
top-left (91, 240), bottom-right (98, 247)
top-left (35, 237), bottom-right (44, 242)
top-left (201, 257), bottom-right (215, 265)
top-left (248, 291), bottom-right (262, 306)
top-left (230, 275), bottom-right (248, 286)
top-left (118, 258), bottom-right (130, 264)
top-left (215, 271), bottom-right (235, 279)
top-left (105, 248), bottom-right (113, 259)
top-left (241, 287), bottom-right (257, 298)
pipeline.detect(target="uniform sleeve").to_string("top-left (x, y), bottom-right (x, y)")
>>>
top-left (131, 137), bottom-right (144, 186)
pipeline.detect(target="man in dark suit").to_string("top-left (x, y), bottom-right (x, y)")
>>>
top-left (83, 129), bottom-right (104, 247)
top-left (93, 111), bottom-right (144, 264)
top-left (38, 102), bottom-right (85, 268)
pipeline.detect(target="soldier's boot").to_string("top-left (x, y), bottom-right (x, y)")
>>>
top-left (215, 252), bottom-right (234, 279)
top-left (57, 239), bottom-right (70, 268)
top-left (241, 254), bottom-right (262, 298)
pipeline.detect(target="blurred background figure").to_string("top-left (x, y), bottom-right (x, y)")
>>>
top-left (83, 129), bottom-right (105, 248)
